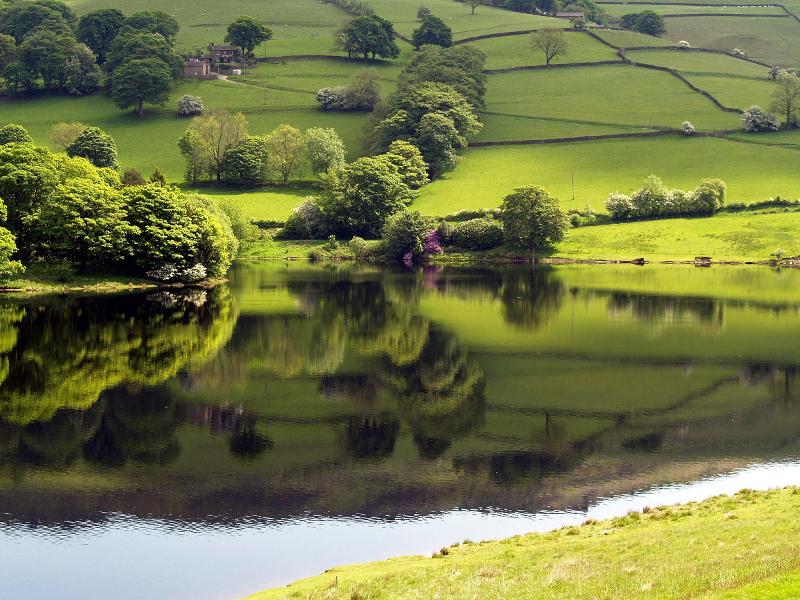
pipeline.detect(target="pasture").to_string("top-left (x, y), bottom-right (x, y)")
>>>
top-left (474, 31), bottom-right (619, 70)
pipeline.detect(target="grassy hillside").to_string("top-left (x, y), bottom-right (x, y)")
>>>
top-left (248, 487), bottom-right (800, 600)
top-left (413, 137), bottom-right (800, 215)
top-left (472, 30), bottom-right (619, 69)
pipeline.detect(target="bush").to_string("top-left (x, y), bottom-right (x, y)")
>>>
top-left (675, 40), bottom-right (690, 49)
top-left (348, 236), bottom-right (369, 260)
top-left (630, 175), bottom-right (670, 217)
top-left (177, 95), bottom-right (204, 116)
top-left (382, 210), bottom-right (435, 260)
top-left (0, 123), bottom-right (32, 145)
top-left (67, 126), bottom-right (119, 169)
top-left (741, 106), bottom-right (779, 132)
top-left (121, 168), bottom-right (147, 186)
top-left (606, 176), bottom-right (727, 221)
top-left (220, 136), bottom-right (268, 186)
top-left (316, 70), bottom-right (380, 112)
top-left (689, 179), bottom-right (726, 215)
top-left (731, 48), bottom-right (746, 58)
top-left (384, 140), bottom-right (429, 189)
top-left (451, 217), bottom-right (504, 250)
top-left (280, 199), bottom-right (326, 239)
top-left (605, 192), bottom-right (635, 221)
top-left (681, 121), bottom-right (695, 136)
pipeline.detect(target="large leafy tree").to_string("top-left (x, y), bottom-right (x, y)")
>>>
top-left (111, 57), bottom-right (173, 117)
top-left (62, 43), bottom-right (101, 95)
top-left (396, 44), bottom-right (486, 109)
top-left (66, 126), bottom-right (118, 168)
top-left (500, 186), bottom-right (567, 258)
top-left (411, 15), bottom-right (452, 50)
top-left (180, 110), bottom-right (249, 183)
top-left (0, 142), bottom-right (60, 233)
top-left (105, 30), bottom-right (182, 78)
top-left (304, 127), bottom-right (346, 175)
top-left (77, 8), bottom-right (125, 63)
top-left (337, 15), bottom-right (400, 60)
top-left (220, 136), bottom-right (269, 186)
top-left (0, 3), bottom-right (65, 43)
top-left (317, 155), bottom-right (413, 237)
top-left (0, 33), bottom-right (17, 72)
top-left (224, 16), bottom-right (272, 58)
top-left (18, 27), bottom-right (76, 89)
top-left (264, 124), bottom-right (306, 184)
top-left (124, 10), bottom-right (179, 43)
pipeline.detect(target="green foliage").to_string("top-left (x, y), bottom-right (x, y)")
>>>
top-left (0, 33), bottom-right (16, 72)
top-left (264, 124), bottom-right (306, 184)
top-left (111, 58), bottom-right (173, 116)
top-left (450, 217), bottom-right (504, 250)
top-left (66, 126), bottom-right (119, 169)
top-left (0, 123), bottom-right (32, 145)
top-left (337, 15), bottom-right (400, 60)
top-left (121, 168), bottom-right (146, 186)
top-left (500, 185), bottom-right (567, 253)
top-left (0, 2), bottom-right (67, 43)
top-left (605, 176), bottom-right (728, 221)
top-left (530, 29), bottom-right (568, 66)
top-left (317, 155), bottom-right (413, 238)
top-left (281, 198), bottom-right (327, 239)
top-left (124, 10), bottom-right (180, 43)
top-left (220, 135), bottom-right (269, 186)
top-left (411, 15), bottom-right (452, 50)
top-left (770, 73), bottom-right (800, 128)
top-left (621, 11), bottom-right (666, 36)
top-left (185, 195), bottom-right (239, 276)
top-left (176, 94), bottom-right (204, 117)
top-left (382, 210), bottom-right (435, 259)
top-left (180, 110), bottom-right (249, 184)
top-left (305, 127), bottom-right (346, 174)
top-left (77, 8), bottom-right (125, 63)
top-left (105, 30), bottom-right (182, 79)
top-left (385, 140), bottom-right (429, 189)
top-left (0, 142), bottom-right (59, 231)
top-left (225, 16), bottom-right (273, 56)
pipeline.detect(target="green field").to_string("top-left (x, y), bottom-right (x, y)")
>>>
top-left (249, 487), bottom-right (800, 600)
top-left (475, 31), bottom-right (620, 69)
top-left (414, 137), bottom-right (799, 215)
top-left (601, 4), bottom-right (787, 16)
top-left (591, 28), bottom-right (672, 48)
top-left (65, 0), bottom-right (349, 56)
top-left (664, 16), bottom-right (800, 68)
top-left (479, 64), bottom-right (741, 143)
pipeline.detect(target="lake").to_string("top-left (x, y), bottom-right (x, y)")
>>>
top-left (1, 262), bottom-right (800, 599)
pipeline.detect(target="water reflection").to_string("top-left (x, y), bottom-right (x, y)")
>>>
top-left (2, 263), bottom-right (800, 597)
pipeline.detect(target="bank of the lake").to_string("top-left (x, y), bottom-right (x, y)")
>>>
top-left (250, 486), bottom-right (800, 600)
top-left (241, 208), bottom-right (800, 265)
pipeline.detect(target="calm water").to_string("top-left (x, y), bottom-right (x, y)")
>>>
top-left (2, 262), bottom-right (800, 599)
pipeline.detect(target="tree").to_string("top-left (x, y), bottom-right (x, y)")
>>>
top-left (0, 142), bottom-right (60, 234)
top-left (382, 210), bottom-right (435, 260)
top-left (0, 33), bottom-right (16, 73)
top-left (741, 105), bottom-right (779, 132)
top-left (76, 8), bottom-right (125, 63)
top-left (66, 126), bottom-right (118, 168)
top-left (0, 123), bottom-right (32, 145)
top-left (411, 15), bottom-right (452, 50)
top-left (18, 27), bottom-right (76, 90)
top-left (26, 179), bottom-right (134, 268)
top-left (0, 3), bottom-right (66, 43)
top-left (264, 125), bottom-right (306, 184)
top-left (111, 58), bottom-right (173, 116)
top-left (225, 16), bottom-right (273, 59)
top-left (317, 155), bottom-right (413, 237)
top-left (417, 6), bottom-right (432, 19)
top-left (220, 136), bottom-right (269, 186)
top-left (63, 43), bottom-right (101, 95)
top-left (177, 94), bottom-right (204, 116)
top-left (468, 0), bottom-right (481, 14)
top-left (305, 127), bottom-right (346, 174)
top-left (770, 72), bottom-right (800, 128)
top-left (531, 29), bottom-right (568, 66)
top-left (124, 10), bottom-right (180, 43)
top-left (121, 168), bottom-right (146, 186)
top-left (150, 168), bottom-right (167, 186)
top-left (384, 140), bottom-right (429, 189)
top-left (105, 30), bottom-right (182, 79)
top-left (338, 15), bottom-right (400, 60)
top-left (181, 110), bottom-right (248, 183)
top-left (624, 11), bottom-right (666, 36)
top-left (49, 121), bottom-right (87, 150)
top-left (500, 185), bottom-right (567, 258)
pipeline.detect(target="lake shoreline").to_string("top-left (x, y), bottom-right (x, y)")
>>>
top-left (247, 485), bottom-right (800, 599)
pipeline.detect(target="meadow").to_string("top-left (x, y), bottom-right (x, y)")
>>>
top-left (413, 137), bottom-right (800, 214)
top-left (600, 4), bottom-right (787, 17)
top-left (474, 30), bottom-right (619, 69)
top-left (249, 487), bottom-right (800, 600)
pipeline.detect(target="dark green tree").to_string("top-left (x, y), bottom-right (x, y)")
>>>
top-left (337, 15), bottom-right (400, 60)
top-left (110, 57), bottom-right (173, 116)
top-left (500, 185), bottom-right (567, 258)
top-left (0, 3), bottom-right (65, 43)
top-left (411, 15), bottom-right (452, 50)
top-left (224, 16), bottom-right (273, 58)
top-left (105, 30), bottom-right (183, 78)
top-left (0, 33), bottom-right (17, 73)
top-left (220, 135), bottom-right (268, 186)
top-left (66, 126), bottom-right (119, 168)
top-left (124, 10), bottom-right (180, 43)
top-left (77, 8), bottom-right (125, 63)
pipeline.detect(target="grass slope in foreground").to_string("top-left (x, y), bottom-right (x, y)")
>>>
top-left (413, 137), bottom-right (800, 215)
top-left (248, 487), bottom-right (800, 600)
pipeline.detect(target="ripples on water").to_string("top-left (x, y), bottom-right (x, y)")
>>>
top-left (1, 263), bottom-right (800, 599)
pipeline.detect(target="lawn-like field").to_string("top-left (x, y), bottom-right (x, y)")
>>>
top-left (664, 16), bottom-right (800, 68)
top-left (0, 79), bottom-right (371, 180)
top-left (601, 4), bottom-right (787, 16)
top-left (475, 31), bottom-right (619, 70)
top-left (65, 0), bottom-right (349, 56)
top-left (591, 28), bottom-right (672, 49)
top-left (248, 487), bottom-right (800, 600)
top-left (478, 64), bottom-right (741, 142)
top-left (626, 49), bottom-right (777, 108)
top-left (364, 0), bottom-right (566, 40)
top-left (555, 209), bottom-right (800, 262)
top-left (413, 137), bottom-right (800, 214)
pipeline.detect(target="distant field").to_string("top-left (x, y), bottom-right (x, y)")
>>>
top-left (475, 31), bottom-right (619, 69)
top-left (556, 209), bottom-right (800, 261)
top-left (193, 186), bottom-right (315, 221)
top-left (600, 4), bottom-right (787, 16)
top-left (364, 0), bottom-right (566, 39)
top-left (0, 79), bottom-right (371, 180)
top-left (65, 0), bottom-right (348, 56)
top-left (413, 137), bottom-right (800, 215)
top-left (591, 28), bottom-right (671, 48)
top-left (664, 16), bottom-right (800, 67)
top-left (478, 64), bottom-right (741, 142)
top-left (626, 49), bottom-right (777, 108)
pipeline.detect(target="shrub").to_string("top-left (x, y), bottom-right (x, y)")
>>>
top-left (451, 217), bottom-right (504, 250)
top-left (675, 40), bottom-right (690, 49)
top-left (348, 236), bottom-right (369, 260)
top-left (606, 176), bottom-right (728, 221)
top-left (0, 123), bottom-right (32, 145)
top-left (681, 121), bottom-right (695, 136)
top-left (67, 126), bottom-right (119, 169)
top-left (606, 192), bottom-right (635, 221)
top-left (731, 48), bottom-right (746, 58)
top-left (316, 70), bottom-right (380, 112)
top-left (316, 87), bottom-right (344, 111)
top-left (177, 95), bottom-right (204, 116)
top-left (436, 220), bottom-right (454, 244)
top-left (423, 229), bottom-right (442, 254)
top-left (689, 179), bottom-right (727, 214)
top-left (121, 168), bottom-right (147, 186)
top-left (281, 199), bottom-right (326, 239)
top-left (630, 175), bottom-right (669, 217)
top-left (382, 210), bottom-right (435, 260)
top-left (741, 105), bottom-right (779, 132)
top-left (417, 6), bottom-right (432, 19)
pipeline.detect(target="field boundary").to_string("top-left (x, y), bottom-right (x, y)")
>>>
top-left (469, 129), bottom-right (680, 146)
top-left (661, 12), bottom-right (790, 17)
top-left (484, 59), bottom-right (626, 73)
